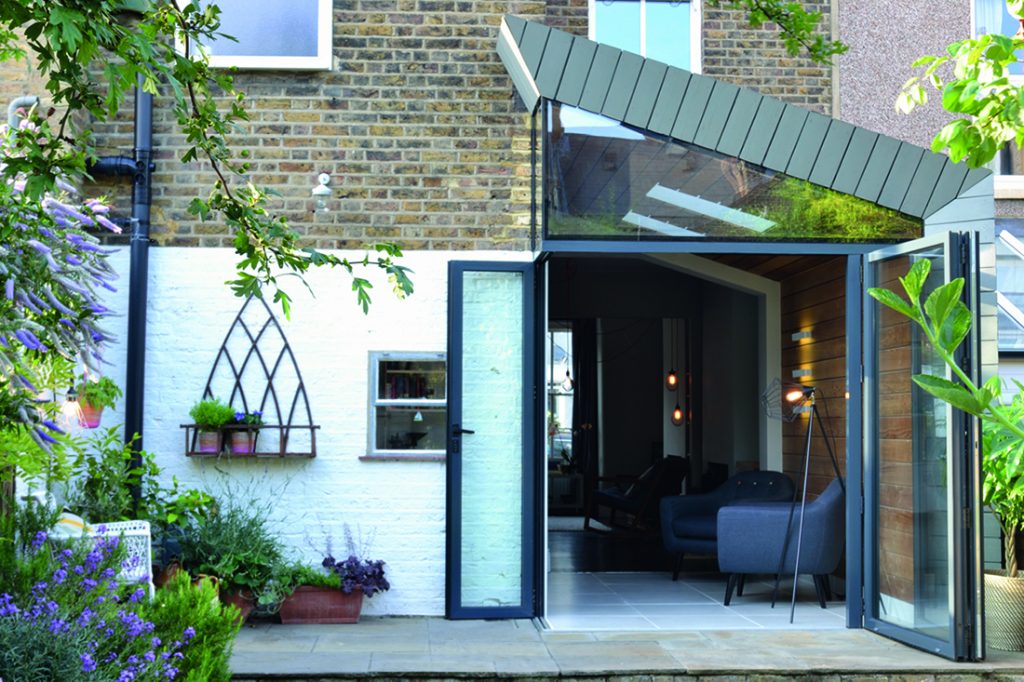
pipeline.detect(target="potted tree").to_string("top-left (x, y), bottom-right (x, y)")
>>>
top-left (76, 376), bottom-right (122, 428)
top-left (188, 398), bottom-right (235, 454)
top-left (869, 260), bottom-right (1024, 650)
top-left (228, 410), bottom-right (263, 455)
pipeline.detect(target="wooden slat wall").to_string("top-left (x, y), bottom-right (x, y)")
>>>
top-left (780, 257), bottom-right (847, 497)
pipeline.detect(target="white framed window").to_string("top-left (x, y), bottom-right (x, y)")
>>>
top-left (589, 0), bottom-right (701, 73)
top-left (178, 0), bottom-right (332, 71)
top-left (974, 0), bottom-right (1024, 195)
top-left (368, 352), bottom-right (447, 457)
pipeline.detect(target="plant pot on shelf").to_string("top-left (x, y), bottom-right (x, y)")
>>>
top-left (279, 587), bottom-right (364, 624)
top-left (79, 402), bottom-right (103, 428)
top-left (221, 589), bottom-right (254, 626)
top-left (230, 429), bottom-right (259, 455)
top-left (196, 430), bottom-right (222, 454)
top-left (985, 570), bottom-right (1024, 651)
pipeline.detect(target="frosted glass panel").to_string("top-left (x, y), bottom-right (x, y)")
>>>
top-left (459, 270), bottom-right (524, 608)
top-left (202, 0), bottom-right (319, 57)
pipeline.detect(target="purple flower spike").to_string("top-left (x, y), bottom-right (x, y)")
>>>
top-left (4, 279), bottom-right (12, 300)
top-left (33, 428), bottom-right (57, 444)
top-left (26, 239), bottom-right (51, 254)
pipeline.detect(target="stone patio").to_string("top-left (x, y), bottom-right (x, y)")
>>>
top-left (231, 617), bottom-right (1024, 680)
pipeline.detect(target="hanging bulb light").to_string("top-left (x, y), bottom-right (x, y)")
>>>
top-left (665, 368), bottom-right (678, 390)
top-left (61, 385), bottom-right (82, 425)
top-left (671, 402), bottom-right (684, 426)
top-left (561, 368), bottom-right (574, 392)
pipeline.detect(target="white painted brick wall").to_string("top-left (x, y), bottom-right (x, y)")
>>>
top-left (93, 247), bottom-right (530, 616)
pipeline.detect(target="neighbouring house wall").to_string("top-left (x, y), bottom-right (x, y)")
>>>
top-left (778, 256), bottom-right (847, 497)
top-left (93, 248), bottom-right (530, 617)
top-left (837, 0), bottom-right (967, 147)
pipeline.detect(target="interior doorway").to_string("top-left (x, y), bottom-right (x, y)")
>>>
top-left (541, 252), bottom-right (849, 631)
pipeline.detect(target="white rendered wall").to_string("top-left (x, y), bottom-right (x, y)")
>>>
top-left (95, 247), bottom-right (530, 616)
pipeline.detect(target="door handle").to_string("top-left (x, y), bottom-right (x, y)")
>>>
top-left (453, 425), bottom-right (475, 435)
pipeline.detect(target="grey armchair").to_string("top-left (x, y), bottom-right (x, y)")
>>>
top-left (659, 470), bottom-right (795, 580)
top-left (717, 477), bottom-right (845, 607)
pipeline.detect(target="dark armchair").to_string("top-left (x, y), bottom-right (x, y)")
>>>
top-left (584, 455), bottom-right (689, 531)
top-left (717, 477), bottom-right (845, 607)
top-left (659, 470), bottom-right (795, 580)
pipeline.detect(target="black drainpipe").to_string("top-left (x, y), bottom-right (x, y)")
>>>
top-left (91, 75), bottom-right (153, 501)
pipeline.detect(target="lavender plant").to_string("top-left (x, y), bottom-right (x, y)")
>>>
top-left (0, 113), bottom-right (118, 447)
top-left (0, 531), bottom-right (195, 681)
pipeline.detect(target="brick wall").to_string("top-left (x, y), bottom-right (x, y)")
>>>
top-left (702, 1), bottom-right (833, 115)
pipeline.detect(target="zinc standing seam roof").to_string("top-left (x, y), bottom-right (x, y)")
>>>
top-left (496, 14), bottom-right (989, 221)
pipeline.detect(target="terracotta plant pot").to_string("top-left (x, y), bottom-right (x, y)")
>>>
top-left (230, 429), bottom-right (259, 455)
top-left (279, 586), bottom-right (364, 624)
top-left (196, 430), bottom-right (221, 454)
top-left (985, 570), bottom-right (1024, 651)
top-left (221, 589), bottom-right (254, 626)
top-left (79, 402), bottom-right (103, 428)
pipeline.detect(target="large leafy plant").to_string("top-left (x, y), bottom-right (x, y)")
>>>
top-left (868, 259), bottom-right (1024, 577)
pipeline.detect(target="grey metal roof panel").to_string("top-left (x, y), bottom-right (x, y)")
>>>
top-left (671, 73), bottom-right (714, 143)
top-left (497, 14), bottom-right (992, 220)
top-left (647, 69), bottom-right (690, 136)
top-left (923, 160), bottom-right (970, 218)
top-left (602, 51), bottom-right (644, 121)
top-left (519, 21), bottom-right (550, 77)
top-left (831, 127), bottom-right (879, 196)
top-left (877, 143), bottom-right (925, 211)
top-left (555, 38), bottom-right (598, 106)
top-left (534, 29), bottom-right (574, 98)
top-left (762, 106), bottom-right (808, 171)
top-left (694, 81), bottom-right (740, 151)
top-left (738, 97), bottom-right (785, 166)
top-left (578, 45), bottom-right (621, 113)
top-left (786, 112), bottom-right (830, 180)
top-left (809, 120), bottom-right (855, 188)
top-left (900, 152), bottom-right (946, 216)
top-left (623, 60), bottom-right (668, 129)
top-left (717, 88), bottom-right (762, 157)
top-left (853, 136), bottom-right (901, 203)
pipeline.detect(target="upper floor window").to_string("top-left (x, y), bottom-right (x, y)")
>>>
top-left (589, 0), bottom-right (699, 72)
top-left (181, 0), bottom-right (332, 71)
top-left (975, 0), bottom-right (1024, 194)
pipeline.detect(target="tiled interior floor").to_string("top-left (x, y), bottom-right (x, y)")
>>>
top-left (544, 571), bottom-right (847, 631)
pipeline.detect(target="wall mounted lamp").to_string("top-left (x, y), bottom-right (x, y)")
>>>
top-left (791, 368), bottom-right (812, 379)
top-left (790, 330), bottom-right (812, 341)
top-left (312, 172), bottom-right (332, 212)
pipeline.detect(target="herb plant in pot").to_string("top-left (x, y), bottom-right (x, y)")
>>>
top-left (869, 260), bottom-right (1024, 651)
top-left (229, 410), bottom-right (263, 455)
top-left (75, 375), bottom-right (122, 428)
top-left (188, 398), bottom-right (235, 454)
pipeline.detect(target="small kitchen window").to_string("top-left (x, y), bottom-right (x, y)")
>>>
top-left (180, 0), bottom-right (332, 71)
top-left (368, 352), bottom-right (447, 458)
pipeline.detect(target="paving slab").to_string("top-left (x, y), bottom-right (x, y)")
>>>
top-left (231, 616), bottom-right (1024, 679)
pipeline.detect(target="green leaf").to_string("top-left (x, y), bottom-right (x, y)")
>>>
top-left (867, 287), bottom-right (918, 320)
top-left (937, 302), bottom-right (973, 353)
top-left (923, 278), bottom-right (964, 332)
top-left (900, 259), bottom-right (931, 301)
top-left (912, 374), bottom-right (983, 416)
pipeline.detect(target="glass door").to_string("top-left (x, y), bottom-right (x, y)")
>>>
top-left (446, 261), bottom-right (536, 618)
top-left (863, 231), bottom-right (983, 660)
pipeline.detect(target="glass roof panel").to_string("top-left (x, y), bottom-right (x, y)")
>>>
top-left (544, 102), bottom-right (923, 242)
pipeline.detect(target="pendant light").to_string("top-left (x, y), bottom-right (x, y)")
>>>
top-left (671, 402), bottom-right (684, 426)
top-left (665, 318), bottom-right (678, 390)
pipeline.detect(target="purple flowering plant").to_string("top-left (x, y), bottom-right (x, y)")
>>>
top-left (232, 410), bottom-right (263, 427)
top-left (319, 528), bottom-right (390, 598)
top-left (0, 531), bottom-right (193, 680)
top-left (0, 111), bottom-right (118, 447)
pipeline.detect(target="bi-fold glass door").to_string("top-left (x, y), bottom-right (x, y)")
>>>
top-left (862, 231), bottom-right (983, 660)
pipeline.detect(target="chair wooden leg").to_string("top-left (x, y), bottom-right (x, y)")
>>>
top-left (812, 575), bottom-right (827, 609)
top-left (724, 574), bottom-right (739, 606)
top-left (737, 573), bottom-right (746, 597)
top-left (672, 553), bottom-right (684, 582)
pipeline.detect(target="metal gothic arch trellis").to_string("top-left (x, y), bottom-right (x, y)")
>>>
top-left (184, 295), bottom-right (318, 457)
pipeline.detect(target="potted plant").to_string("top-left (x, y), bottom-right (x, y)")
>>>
top-left (229, 409), bottom-right (263, 455)
top-left (869, 260), bottom-right (1024, 651)
top-left (177, 498), bottom-right (283, 625)
top-left (75, 376), bottom-right (122, 428)
top-left (188, 398), bottom-right (235, 454)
